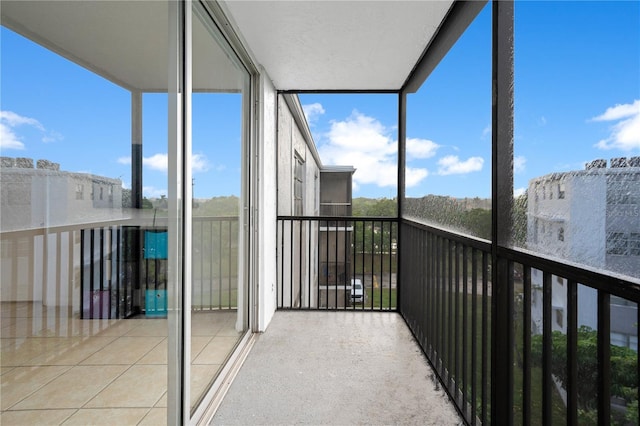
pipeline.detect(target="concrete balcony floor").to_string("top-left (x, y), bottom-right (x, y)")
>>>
top-left (212, 311), bottom-right (462, 425)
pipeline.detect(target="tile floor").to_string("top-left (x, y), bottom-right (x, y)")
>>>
top-left (1, 302), bottom-right (243, 425)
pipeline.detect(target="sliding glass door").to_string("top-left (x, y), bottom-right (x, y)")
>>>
top-left (187, 1), bottom-right (251, 417)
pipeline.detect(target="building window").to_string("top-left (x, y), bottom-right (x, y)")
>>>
top-left (607, 189), bottom-right (632, 205)
top-left (555, 309), bottom-right (564, 329)
top-left (629, 233), bottom-right (640, 256)
top-left (75, 184), bottom-right (84, 200)
top-left (294, 154), bottom-right (304, 215)
top-left (558, 183), bottom-right (565, 199)
top-left (606, 232), bottom-right (627, 255)
top-left (99, 187), bottom-right (104, 200)
top-left (558, 227), bottom-right (564, 242)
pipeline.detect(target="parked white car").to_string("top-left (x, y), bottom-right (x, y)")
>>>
top-left (351, 278), bottom-right (364, 303)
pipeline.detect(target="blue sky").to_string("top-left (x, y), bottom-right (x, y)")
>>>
top-left (1, 1), bottom-right (638, 200)
top-left (1, 27), bottom-right (243, 200)
top-left (301, 1), bottom-right (640, 199)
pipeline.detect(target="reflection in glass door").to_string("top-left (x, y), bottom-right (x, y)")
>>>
top-left (188, 2), bottom-right (251, 414)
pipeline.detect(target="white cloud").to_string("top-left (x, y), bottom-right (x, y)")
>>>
top-left (119, 152), bottom-right (209, 173)
top-left (481, 124), bottom-right (491, 139)
top-left (406, 167), bottom-right (429, 187)
top-left (144, 153), bottom-right (168, 171)
top-left (406, 138), bottom-right (439, 160)
top-left (0, 123), bottom-right (25, 150)
top-left (591, 99), bottom-right (640, 151)
top-left (302, 103), bottom-right (325, 125)
top-left (318, 110), bottom-right (428, 189)
top-left (327, 111), bottom-right (395, 154)
top-left (0, 110), bottom-right (44, 150)
top-left (42, 130), bottom-right (63, 143)
top-left (437, 155), bottom-right (484, 175)
top-left (514, 187), bottom-right (526, 197)
top-left (592, 100), bottom-right (639, 122)
top-left (191, 153), bottom-right (210, 173)
top-left (514, 155), bottom-right (526, 174)
top-left (538, 116), bottom-right (547, 127)
top-left (0, 111), bottom-right (45, 130)
top-left (0, 110), bottom-right (62, 148)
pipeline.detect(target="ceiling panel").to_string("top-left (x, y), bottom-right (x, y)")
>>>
top-left (2, 1), bottom-right (455, 92)
top-left (2, 1), bottom-right (244, 92)
top-left (222, 0), bottom-right (454, 91)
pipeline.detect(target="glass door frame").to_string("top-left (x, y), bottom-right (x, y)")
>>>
top-left (167, 1), bottom-right (260, 424)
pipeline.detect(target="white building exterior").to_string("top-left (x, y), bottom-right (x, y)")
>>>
top-left (1, 158), bottom-right (123, 304)
top-left (528, 158), bottom-right (640, 347)
top-left (1, 157), bottom-right (123, 232)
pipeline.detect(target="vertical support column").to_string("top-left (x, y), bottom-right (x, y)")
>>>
top-left (131, 91), bottom-right (143, 313)
top-left (397, 91), bottom-right (406, 311)
top-left (167, 0), bottom-right (187, 423)
top-left (542, 271), bottom-right (553, 424)
top-left (491, 0), bottom-right (514, 424)
top-left (567, 280), bottom-right (578, 425)
top-left (130, 89), bottom-right (144, 315)
top-left (598, 291), bottom-right (611, 425)
top-left (131, 91), bottom-right (143, 209)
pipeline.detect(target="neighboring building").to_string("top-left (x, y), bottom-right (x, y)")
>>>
top-left (276, 94), bottom-right (323, 308)
top-left (276, 95), bottom-right (356, 308)
top-left (320, 168), bottom-right (354, 217)
top-left (1, 157), bottom-right (123, 305)
top-left (319, 167), bottom-right (355, 308)
top-left (528, 157), bottom-right (640, 347)
top-left (1, 157), bottom-right (123, 232)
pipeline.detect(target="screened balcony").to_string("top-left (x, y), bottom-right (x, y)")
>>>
top-left (2, 1), bottom-right (639, 425)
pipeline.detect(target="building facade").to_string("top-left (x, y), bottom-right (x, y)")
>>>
top-left (1, 157), bottom-right (123, 232)
top-left (528, 158), bottom-right (640, 346)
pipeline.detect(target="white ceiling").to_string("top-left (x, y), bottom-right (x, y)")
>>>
top-left (1, 1), bottom-right (455, 92)
top-left (1, 1), bottom-right (245, 92)
top-left (222, 0), bottom-right (454, 91)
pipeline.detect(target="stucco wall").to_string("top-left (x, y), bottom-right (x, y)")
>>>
top-left (274, 94), bottom-right (321, 313)
top-left (258, 70), bottom-right (278, 332)
top-left (276, 96), bottom-right (320, 217)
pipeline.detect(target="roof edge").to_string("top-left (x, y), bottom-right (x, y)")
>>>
top-left (402, 0), bottom-right (488, 93)
top-left (281, 93), bottom-right (323, 168)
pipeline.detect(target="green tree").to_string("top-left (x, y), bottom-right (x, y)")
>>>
top-left (352, 197), bottom-right (397, 217)
top-left (351, 198), bottom-right (397, 255)
top-left (122, 188), bottom-right (132, 208)
top-left (194, 196), bottom-right (240, 216)
top-left (461, 208), bottom-right (491, 240)
top-left (531, 327), bottom-right (638, 424)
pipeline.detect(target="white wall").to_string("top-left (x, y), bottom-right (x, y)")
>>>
top-left (273, 94), bottom-right (321, 311)
top-left (257, 70), bottom-right (278, 331)
top-left (570, 174), bottom-right (607, 268)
